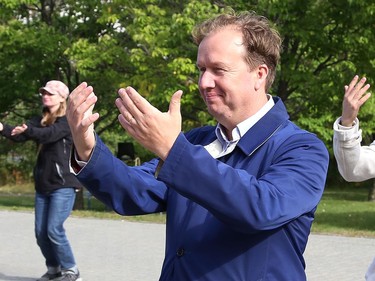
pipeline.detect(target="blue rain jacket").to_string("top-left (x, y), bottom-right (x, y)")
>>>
top-left (76, 97), bottom-right (329, 281)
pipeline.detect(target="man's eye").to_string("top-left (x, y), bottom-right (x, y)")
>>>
top-left (214, 68), bottom-right (226, 74)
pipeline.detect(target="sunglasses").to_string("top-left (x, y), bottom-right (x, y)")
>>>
top-left (39, 91), bottom-right (54, 97)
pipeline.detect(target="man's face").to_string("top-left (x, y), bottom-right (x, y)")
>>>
top-left (196, 26), bottom-right (265, 129)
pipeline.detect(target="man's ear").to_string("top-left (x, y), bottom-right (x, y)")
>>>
top-left (254, 64), bottom-right (269, 91)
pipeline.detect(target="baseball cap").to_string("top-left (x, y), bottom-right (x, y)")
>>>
top-left (39, 80), bottom-right (69, 99)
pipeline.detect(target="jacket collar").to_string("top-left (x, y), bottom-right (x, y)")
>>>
top-left (236, 97), bottom-right (289, 156)
top-left (194, 97), bottom-right (289, 153)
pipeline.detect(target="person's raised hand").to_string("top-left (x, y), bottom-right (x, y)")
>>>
top-left (11, 124), bottom-right (27, 135)
top-left (66, 82), bottom-right (99, 161)
top-left (341, 75), bottom-right (371, 127)
top-left (115, 87), bottom-right (183, 160)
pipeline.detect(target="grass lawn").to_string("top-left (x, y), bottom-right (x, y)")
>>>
top-left (312, 186), bottom-right (375, 238)
top-left (1, 182), bottom-right (374, 237)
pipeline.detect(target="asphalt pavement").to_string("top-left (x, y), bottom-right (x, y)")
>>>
top-left (0, 210), bottom-right (374, 281)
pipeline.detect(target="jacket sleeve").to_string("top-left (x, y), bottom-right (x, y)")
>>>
top-left (0, 122), bottom-right (34, 142)
top-left (333, 117), bottom-right (375, 182)
top-left (23, 116), bottom-right (71, 144)
top-left (0, 117), bottom-right (70, 144)
top-left (157, 131), bottom-right (329, 233)
top-left (76, 136), bottom-right (168, 215)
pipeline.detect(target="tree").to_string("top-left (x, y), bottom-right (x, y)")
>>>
top-left (219, 0), bottom-right (375, 144)
top-left (1, 0), bottom-right (375, 195)
top-left (0, 0), bottom-right (222, 182)
top-left (221, 0), bottom-right (375, 198)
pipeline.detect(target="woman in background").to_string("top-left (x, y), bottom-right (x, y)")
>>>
top-left (333, 75), bottom-right (374, 280)
top-left (0, 80), bottom-right (81, 281)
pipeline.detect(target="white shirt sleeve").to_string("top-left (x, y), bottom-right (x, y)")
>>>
top-left (69, 151), bottom-right (89, 175)
top-left (333, 117), bottom-right (375, 182)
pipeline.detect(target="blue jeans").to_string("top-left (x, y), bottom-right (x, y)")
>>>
top-left (35, 188), bottom-right (77, 270)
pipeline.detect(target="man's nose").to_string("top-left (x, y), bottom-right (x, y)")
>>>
top-left (199, 71), bottom-right (215, 89)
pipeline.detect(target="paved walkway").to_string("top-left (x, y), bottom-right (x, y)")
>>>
top-left (0, 210), bottom-right (374, 281)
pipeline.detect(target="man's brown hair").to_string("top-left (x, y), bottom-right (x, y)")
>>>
top-left (192, 11), bottom-right (282, 92)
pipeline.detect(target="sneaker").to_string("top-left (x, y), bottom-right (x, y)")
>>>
top-left (36, 271), bottom-right (62, 281)
top-left (59, 270), bottom-right (82, 281)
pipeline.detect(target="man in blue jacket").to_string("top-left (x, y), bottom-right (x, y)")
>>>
top-left (67, 11), bottom-right (329, 281)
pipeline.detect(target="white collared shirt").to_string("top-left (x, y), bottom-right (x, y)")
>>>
top-left (204, 95), bottom-right (275, 159)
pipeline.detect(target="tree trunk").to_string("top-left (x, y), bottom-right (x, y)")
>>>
top-left (73, 188), bottom-right (84, 210)
top-left (368, 179), bottom-right (375, 202)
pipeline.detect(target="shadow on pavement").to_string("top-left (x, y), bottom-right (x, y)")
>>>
top-left (0, 273), bottom-right (35, 281)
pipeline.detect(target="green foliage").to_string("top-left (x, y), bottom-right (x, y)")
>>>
top-left (0, 140), bottom-right (36, 184)
top-left (0, 105), bottom-right (37, 185)
top-left (221, 0), bottom-right (375, 145)
top-left (1, 0), bottom-right (375, 184)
